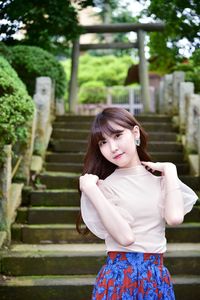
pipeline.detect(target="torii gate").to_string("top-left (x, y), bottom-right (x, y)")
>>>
top-left (68, 23), bottom-right (165, 113)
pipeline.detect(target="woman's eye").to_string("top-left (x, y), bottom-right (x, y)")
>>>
top-left (115, 133), bottom-right (122, 138)
top-left (99, 140), bottom-right (106, 147)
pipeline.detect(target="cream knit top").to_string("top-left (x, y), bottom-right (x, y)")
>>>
top-left (81, 165), bottom-right (198, 253)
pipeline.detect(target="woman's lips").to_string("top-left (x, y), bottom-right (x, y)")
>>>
top-left (113, 153), bottom-right (124, 159)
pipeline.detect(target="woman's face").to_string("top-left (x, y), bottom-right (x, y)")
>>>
top-left (98, 121), bottom-right (141, 168)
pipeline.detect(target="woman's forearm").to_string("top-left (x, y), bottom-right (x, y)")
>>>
top-left (83, 185), bottom-right (135, 246)
top-left (163, 164), bottom-right (184, 225)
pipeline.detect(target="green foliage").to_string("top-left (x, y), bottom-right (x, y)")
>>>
top-left (0, 0), bottom-right (93, 54)
top-left (0, 56), bottom-right (34, 148)
top-left (62, 54), bottom-right (134, 103)
top-left (9, 45), bottom-right (67, 98)
top-left (138, 0), bottom-right (200, 72)
top-left (78, 54), bottom-right (133, 87)
top-left (78, 81), bottom-right (106, 103)
top-left (173, 49), bottom-right (200, 93)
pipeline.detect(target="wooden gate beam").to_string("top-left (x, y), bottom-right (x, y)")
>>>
top-left (81, 23), bottom-right (165, 33)
top-left (80, 42), bottom-right (138, 50)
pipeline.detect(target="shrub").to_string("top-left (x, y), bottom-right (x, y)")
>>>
top-left (10, 45), bottom-right (67, 98)
top-left (78, 81), bottom-right (106, 103)
top-left (62, 53), bottom-right (134, 103)
top-left (77, 54), bottom-right (133, 87)
top-left (0, 56), bottom-right (34, 148)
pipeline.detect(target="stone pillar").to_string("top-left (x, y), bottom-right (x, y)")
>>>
top-left (158, 80), bottom-right (164, 113)
top-left (15, 107), bottom-right (37, 184)
top-left (138, 30), bottom-right (151, 113)
top-left (172, 71), bottom-right (185, 114)
top-left (0, 145), bottom-right (12, 242)
top-left (198, 117), bottom-right (200, 176)
top-left (163, 74), bottom-right (173, 114)
top-left (56, 99), bottom-right (65, 116)
top-left (33, 77), bottom-right (53, 157)
top-left (186, 94), bottom-right (200, 152)
top-left (179, 82), bottom-right (194, 132)
top-left (68, 38), bottom-right (80, 113)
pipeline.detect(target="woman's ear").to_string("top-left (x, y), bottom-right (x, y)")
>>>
top-left (132, 125), bottom-right (140, 139)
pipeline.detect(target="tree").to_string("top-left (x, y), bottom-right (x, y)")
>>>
top-left (0, 0), bottom-right (92, 54)
top-left (138, 0), bottom-right (200, 72)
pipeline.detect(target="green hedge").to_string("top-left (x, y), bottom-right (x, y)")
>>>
top-left (0, 56), bottom-right (34, 148)
top-left (62, 54), bottom-right (134, 103)
top-left (9, 45), bottom-right (67, 98)
top-left (78, 81), bottom-right (106, 103)
top-left (62, 54), bottom-right (133, 87)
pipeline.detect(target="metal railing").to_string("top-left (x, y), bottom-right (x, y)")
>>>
top-left (76, 85), bottom-right (156, 115)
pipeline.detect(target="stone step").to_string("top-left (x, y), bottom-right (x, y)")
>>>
top-left (50, 139), bottom-right (183, 153)
top-left (16, 207), bottom-right (80, 224)
top-left (22, 189), bottom-right (199, 207)
top-left (1, 245), bottom-right (200, 276)
top-left (46, 152), bottom-right (84, 163)
top-left (53, 121), bottom-right (175, 132)
top-left (38, 172), bottom-right (79, 189)
top-left (0, 275), bottom-right (199, 300)
top-left (22, 189), bottom-right (79, 207)
top-left (45, 151), bottom-right (186, 163)
top-left (16, 206), bottom-right (200, 224)
top-left (38, 172), bottom-right (200, 190)
top-left (44, 161), bottom-right (189, 174)
top-left (55, 114), bottom-right (172, 123)
top-left (45, 162), bottom-right (83, 173)
top-left (11, 223), bottom-right (200, 244)
top-left (52, 129), bottom-right (178, 142)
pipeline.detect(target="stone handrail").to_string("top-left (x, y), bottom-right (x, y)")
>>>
top-left (158, 71), bottom-right (200, 176)
top-left (0, 77), bottom-right (56, 248)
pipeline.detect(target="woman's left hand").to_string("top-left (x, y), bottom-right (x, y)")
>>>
top-left (141, 161), bottom-right (176, 175)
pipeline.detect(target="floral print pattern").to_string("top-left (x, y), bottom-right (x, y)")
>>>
top-left (92, 252), bottom-right (175, 300)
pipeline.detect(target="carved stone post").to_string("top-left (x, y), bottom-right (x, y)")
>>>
top-left (186, 94), bottom-right (200, 152)
top-left (179, 82), bottom-right (194, 132)
top-left (158, 80), bottom-right (164, 113)
top-left (15, 107), bottom-right (37, 184)
top-left (172, 71), bottom-right (185, 114)
top-left (33, 77), bottom-right (53, 157)
top-left (138, 30), bottom-right (151, 113)
top-left (198, 117), bottom-right (200, 176)
top-left (163, 74), bottom-right (173, 114)
top-left (0, 145), bottom-right (12, 243)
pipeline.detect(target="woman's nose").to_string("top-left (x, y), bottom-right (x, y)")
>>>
top-left (109, 140), bottom-right (118, 152)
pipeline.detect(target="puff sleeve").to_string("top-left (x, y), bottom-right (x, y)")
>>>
top-left (178, 179), bottom-right (199, 215)
top-left (80, 180), bottom-right (135, 239)
top-left (160, 177), bottom-right (199, 216)
top-left (81, 192), bottom-right (107, 239)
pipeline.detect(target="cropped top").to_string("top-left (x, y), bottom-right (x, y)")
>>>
top-left (81, 165), bottom-right (198, 253)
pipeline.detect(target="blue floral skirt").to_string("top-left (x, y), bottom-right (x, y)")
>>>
top-left (92, 252), bottom-right (175, 300)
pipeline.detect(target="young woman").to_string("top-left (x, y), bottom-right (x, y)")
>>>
top-left (78, 107), bottom-right (198, 299)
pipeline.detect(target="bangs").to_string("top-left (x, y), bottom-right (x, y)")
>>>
top-left (92, 117), bottom-right (132, 144)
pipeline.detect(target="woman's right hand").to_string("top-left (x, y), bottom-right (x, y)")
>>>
top-left (79, 173), bottom-right (99, 192)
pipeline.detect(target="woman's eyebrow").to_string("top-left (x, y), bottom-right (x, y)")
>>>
top-left (110, 129), bottom-right (124, 135)
top-left (100, 129), bottom-right (124, 140)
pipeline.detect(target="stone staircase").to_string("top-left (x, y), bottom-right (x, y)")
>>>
top-left (0, 114), bottom-right (200, 300)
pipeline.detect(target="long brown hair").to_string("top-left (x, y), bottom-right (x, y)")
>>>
top-left (76, 107), bottom-right (151, 234)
